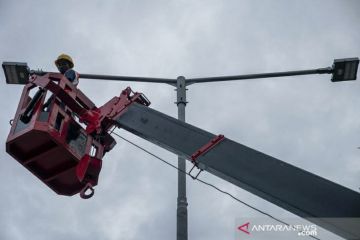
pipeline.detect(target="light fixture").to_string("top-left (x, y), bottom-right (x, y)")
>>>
top-left (2, 62), bottom-right (30, 84)
top-left (331, 58), bottom-right (359, 82)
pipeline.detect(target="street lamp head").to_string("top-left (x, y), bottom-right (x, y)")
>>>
top-left (2, 62), bottom-right (30, 85)
top-left (331, 58), bottom-right (359, 82)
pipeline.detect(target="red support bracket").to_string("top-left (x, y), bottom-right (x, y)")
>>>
top-left (191, 134), bottom-right (225, 163)
top-left (189, 134), bottom-right (225, 179)
top-left (80, 87), bottom-right (151, 134)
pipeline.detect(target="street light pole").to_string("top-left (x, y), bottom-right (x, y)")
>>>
top-left (176, 76), bottom-right (188, 240)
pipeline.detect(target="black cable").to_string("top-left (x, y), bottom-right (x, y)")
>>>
top-left (112, 131), bottom-right (321, 240)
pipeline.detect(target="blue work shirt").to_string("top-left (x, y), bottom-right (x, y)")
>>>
top-left (64, 69), bottom-right (79, 86)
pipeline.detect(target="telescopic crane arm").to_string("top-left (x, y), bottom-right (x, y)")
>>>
top-left (109, 101), bottom-right (360, 240)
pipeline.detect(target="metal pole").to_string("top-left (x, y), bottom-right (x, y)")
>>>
top-left (176, 76), bottom-right (188, 240)
top-left (30, 66), bottom-right (335, 85)
top-left (79, 73), bottom-right (176, 84)
top-left (186, 67), bottom-right (333, 84)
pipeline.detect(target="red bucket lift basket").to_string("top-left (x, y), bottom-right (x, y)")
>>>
top-left (6, 73), bottom-right (104, 197)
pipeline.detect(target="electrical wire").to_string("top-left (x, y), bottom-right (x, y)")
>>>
top-left (112, 131), bottom-right (321, 240)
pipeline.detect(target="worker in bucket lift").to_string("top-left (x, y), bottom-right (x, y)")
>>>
top-left (43, 54), bottom-right (79, 110)
top-left (54, 53), bottom-right (79, 86)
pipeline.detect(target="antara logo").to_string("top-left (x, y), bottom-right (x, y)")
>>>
top-left (236, 220), bottom-right (318, 237)
top-left (238, 222), bottom-right (250, 235)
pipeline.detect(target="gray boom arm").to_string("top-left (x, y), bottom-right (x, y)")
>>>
top-left (116, 103), bottom-right (360, 240)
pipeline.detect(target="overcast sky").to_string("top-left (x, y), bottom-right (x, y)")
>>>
top-left (0, 1), bottom-right (359, 240)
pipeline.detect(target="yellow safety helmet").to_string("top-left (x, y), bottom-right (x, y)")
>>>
top-left (55, 54), bottom-right (74, 68)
